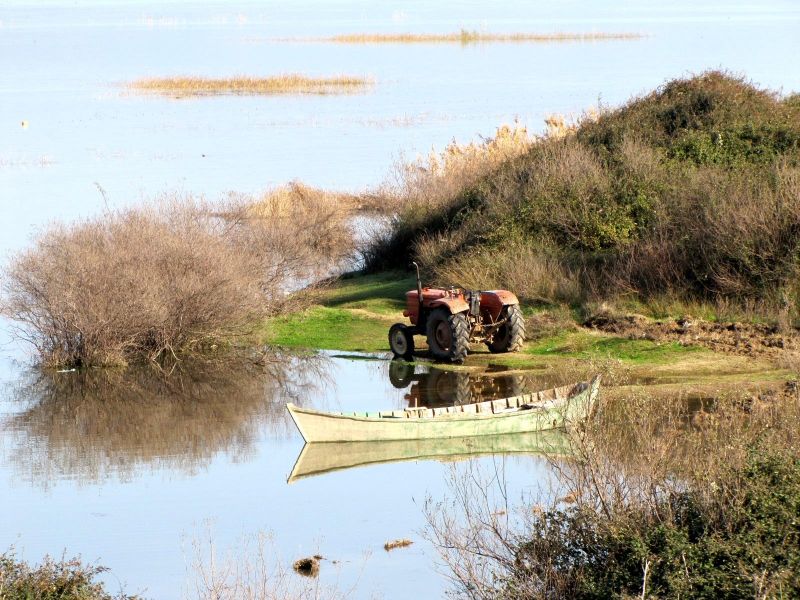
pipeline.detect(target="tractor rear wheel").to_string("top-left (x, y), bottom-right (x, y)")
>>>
top-left (389, 323), bottom-right (415, 358)
top-left (487, 304), bottom-right (525, 353)
top-left (426, 308), bottom-right (470, 364)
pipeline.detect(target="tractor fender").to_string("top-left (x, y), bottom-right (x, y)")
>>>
top-left (428, 297), bottom-right (469, 315)
top-left (480, 290), bottom-right (520, 321)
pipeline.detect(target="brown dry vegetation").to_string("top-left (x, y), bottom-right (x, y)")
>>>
top-left (362, 123), bottom-right (538, 269)
top-left (129, 74), bottom-right (372, 97)
top-left (297, 30), bottom-right (644, 44)
top-left (366, 72), bottom-right (800, 326)
top-left (0, 194), bottom-right (354, 367)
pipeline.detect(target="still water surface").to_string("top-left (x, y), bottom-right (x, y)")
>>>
top-left (0, 352), bottom-right (562, 598)
top-left (1, 0), bottom-right (799, 597)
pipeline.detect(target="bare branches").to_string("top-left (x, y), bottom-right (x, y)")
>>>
top-left (0, 192), bottom-right (355, 367)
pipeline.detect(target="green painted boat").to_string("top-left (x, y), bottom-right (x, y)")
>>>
top-left (286, 376), bottom-right (600, 443)
top-left (287, 429), bottom-right (571, 483)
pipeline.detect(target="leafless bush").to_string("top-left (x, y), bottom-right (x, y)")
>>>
top-left (1, 193), bottom-right (354, 367)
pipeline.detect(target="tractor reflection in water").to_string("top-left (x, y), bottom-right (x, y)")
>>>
top-left (388, 360), bottom-right (525, 408)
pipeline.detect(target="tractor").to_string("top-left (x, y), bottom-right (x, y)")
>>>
top-left (388, 263), bottom-right (525, 363)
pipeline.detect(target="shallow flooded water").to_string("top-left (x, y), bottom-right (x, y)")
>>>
top-left (1, 0), bottom-right (799, 597)
top-left (0, 351), bottom-right (564, 598)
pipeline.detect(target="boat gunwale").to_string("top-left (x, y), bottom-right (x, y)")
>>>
top-left (286, 378), bottom-right (596, 425)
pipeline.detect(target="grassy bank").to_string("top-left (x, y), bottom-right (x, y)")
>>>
top-left (427, 386), bottom-right (800, 599)
top-left (261, 271), bottom-right (792, 391)
top-left (364, 71), bottom-right (800, 326)
top-left (129, 74), bottom-right (372, 97)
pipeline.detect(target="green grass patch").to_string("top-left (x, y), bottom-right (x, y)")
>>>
top-left (263, 306), bottom-right (390, 352)
top-left (525, 331), bottom-right (700, 364)
top-left (319, 271), bottom-right (415, 312)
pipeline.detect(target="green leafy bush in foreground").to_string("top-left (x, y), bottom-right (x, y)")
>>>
top-left (0, 551), bottom-right (138, 599)
top-left (510, 451), bottom-right (800, 599)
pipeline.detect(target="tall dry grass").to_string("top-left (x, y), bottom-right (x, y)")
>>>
top-left (129, 74), bottom-right (372, 97)
top-left (363, 123), bottom-right (536, 270)
top-left (1, 194), bottom-right (353, 367)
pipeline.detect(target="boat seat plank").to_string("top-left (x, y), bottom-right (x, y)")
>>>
top-left (491, 399), bottom-right (508, 413)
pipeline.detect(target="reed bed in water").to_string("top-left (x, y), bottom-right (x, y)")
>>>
top-left (129, 74), bottom-right (373, 97)
top-left (294, 30), bottom-right (644, 44)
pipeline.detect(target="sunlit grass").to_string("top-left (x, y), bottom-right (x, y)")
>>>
top-left (129, 74), bottom-right (373, 97)
top-left (294, 29), bottom-right (644, 44)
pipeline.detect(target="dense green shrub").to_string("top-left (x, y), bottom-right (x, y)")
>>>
top-left (0, 551), bottom-right (138, 599)
top-left (509, 451), bottom-right (800, 599)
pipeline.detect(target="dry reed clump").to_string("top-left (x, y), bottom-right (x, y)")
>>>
top-left (383, 539), bottom-right (413, 552)
top-left (426, 384), bottom-right (800, 599)
top-left (129, 74), bottom-right (372, 97)
top-left (420, 240), bottom-right (583, 306)
top-left (1, 195), bottom-right (354, 368)
top-left (363, 123), bottom-right (536, 271)
top-left (306, 30), bottom-right (644, 45)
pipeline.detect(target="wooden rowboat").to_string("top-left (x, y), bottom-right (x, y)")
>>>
top-left (286, 376), bottom-right (600, 443)
top-left (287, 429), bottom-right (571, 483)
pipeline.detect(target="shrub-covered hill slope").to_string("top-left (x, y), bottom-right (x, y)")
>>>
top-left (368, 72), bottom-right (800, 313)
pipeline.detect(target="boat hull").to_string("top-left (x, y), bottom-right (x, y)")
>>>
top-left (286, 376), bottom-right (599, 443)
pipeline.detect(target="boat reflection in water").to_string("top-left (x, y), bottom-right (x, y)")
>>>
top-left (287, 429), bottom-right (571, 483)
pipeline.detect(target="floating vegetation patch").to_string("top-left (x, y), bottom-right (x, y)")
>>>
top-left (292, 556), bottom-right (320, 577)
top-left (281, 29), bottom-right (645, 45)
top-left (128, 74), bottom-right (373, 97)
top-left (384, 538), bottom-right (414, 551)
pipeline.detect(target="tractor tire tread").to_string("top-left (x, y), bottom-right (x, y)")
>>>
top-left (427, 308), bottom-right (470, 363)
top-left (488, 304), bottom-right (525, 353)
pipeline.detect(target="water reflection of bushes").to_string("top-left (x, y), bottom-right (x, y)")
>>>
top-left (6, 353), bottom-right (329, 486)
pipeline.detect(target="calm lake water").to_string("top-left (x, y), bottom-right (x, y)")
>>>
top-left (1, 0), bottom-right (799, 597)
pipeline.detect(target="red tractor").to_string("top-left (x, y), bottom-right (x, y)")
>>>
top-left (388, 263), bottom-right (525, 363)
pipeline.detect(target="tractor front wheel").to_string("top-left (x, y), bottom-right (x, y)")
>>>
top-left (426, 308), bottom-right (470, 364)
top-left (389, 323), bottom-right (415, 358)
top-left (487, 304), bottom-right (525, 353)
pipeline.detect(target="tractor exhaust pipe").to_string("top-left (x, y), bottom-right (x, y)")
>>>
top-left (412, 261), bottom-right (423, 316)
